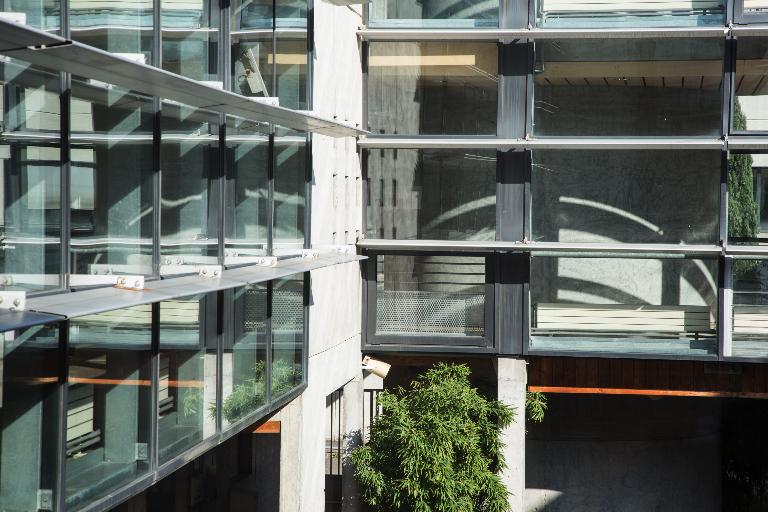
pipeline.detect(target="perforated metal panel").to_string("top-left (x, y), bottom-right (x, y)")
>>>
top-left (243, 287), bottom-right (303, 332)
top-left (375, 290), bottom-right (485, 336)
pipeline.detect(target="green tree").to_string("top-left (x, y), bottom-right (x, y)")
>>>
top-left (350, 363), bottom-right (541, 512)
top-left (729, 99), bottom-right (758, 242)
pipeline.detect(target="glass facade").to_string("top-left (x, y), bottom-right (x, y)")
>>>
top-left (368, 0), bottom-right (499, 28)
top-left (274, 129), bottom-right (306, 254)
top-left (535, 0), bottom-right (724, 28)
top-left (3, 0), bottom-right (61, 31)
top-left (161, 0), bottom-right (219, 82)
top-left (735, 37), bottom-right (768, 132)
top-left (272, 276), bottom-right (304, 398)
top-left (70, 0), bottom-right (154, 62)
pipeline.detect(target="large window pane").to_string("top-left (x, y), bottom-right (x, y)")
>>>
top-left (66, 306), bottom-right (152, 509)
top-left (70, 0), bottom-right (153, 62)
top-left (160, 103), bottom-right (219, 275)
top-left (222, 285), bottom-right (268, 427)
top-left (743, 0), bottom-right (768, 15)
top-left (232, 34), bottom-right (274, 100)
top-left (225, 117), bottom-right (270, 265)
top-left (735, 37), bottom-right (768, 133)
top-left (70, 81), bottom-right (154, 276)
top-left (367, 42), bottom-right (498, 136)
top-left (232, 0), bottom-right (273, 30)
top-left (368, 0), bottom-right (499, 28)
top-left (158, 294), bottom-right (217, 465)
top-left (0, 58), bottom-right (62, 291)
top-left (535, 0), bottom-right (724, 28)
top-left (274, 129), bottom-right (306, 255)
top-left (530, 256), bottom-right (718, 356)
top-left (376, 255), bottom-right (486, 337)
top-left (274, 34), bottom-right (308, 110)
top-left (731, 259), bottom-right (768, 358)
top-left (365, 149), bottom-right (496, 240)
top-left (533, 39), bottom-right (723, 136)
top-left (162, 0), bottom-right (219, 82)
top-left (1, 1), bottom-right (61, 32)
top-left (532, 150), bottom-right (721, 245)
top-left (728, 152), bottom-right (764, 245)
top-left (272, 275), bottom-right (304, 399)
top-left (0, 324), bottom-right (59, 512)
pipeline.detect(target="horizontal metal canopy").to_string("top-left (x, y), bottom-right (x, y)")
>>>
top-left (0, 20), bottom-right (365, 138)
top-left (25, 252), bottom-right (366, 319)
top-left (0, 310), bottom-right (64, 332)
top-left (358, 137), bottom-right (725, 150)
top-left (358, 26), bottom-right (728, 41)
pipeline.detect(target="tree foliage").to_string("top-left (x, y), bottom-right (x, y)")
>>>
top-left (729, 99), bottom-right (758, 241)
top-left (350, 363), bottom-right (518, 512)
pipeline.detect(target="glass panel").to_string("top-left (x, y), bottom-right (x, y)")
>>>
top-left (162, 0), bottom-right (220, 82)
top-left (232, 34), bottom-right (274, 100)
top-left (532, 150), bottom-right (721, 244)
top-left (732, 259), bottom-right (768, 357)
top-left (66, 306), bottom-right (152, 509)
top-left (160, 103), bottom-right (220, 275)
top-left (70, 80), bottom-right (154, 276)
top-left (367, 42), bottom-right (498, 136)
top-left (365, 149), bottom-right (496, 241)
top-left (376, 254), bottom-right (486, 337)
top-left (0, 58), bottom-right (62, 291)
top-left (274, 128), bottom-right (306, 255)
top-left (276, 0), bottom-right (308, 28)
top-left (0, 324), bottom-right (59, 511)
top-left (536, 0), bottom-right (724, 28)
top-left (533, 39), bottom-right (723, 136)
top-left (225, 116), bottom-right (270, 265)
top-left (728, 152), bottom-right (763, 245)
top-left (70, 0), bottom-right (153, 62)
top-left (232, 0), bottom-right (273, 30)
top-left (1, 0), bottom-right (61, 32)
top-left (368, 0), bottom-right (499, 28)
top-left (530, 256), bottom-right (718, 356)
top-left (744, 0), bottom-right (768, 15)
top-left (734, 38), bottom-right (768, 133)
top-left (275, 34), bottom-right (308, 110)
top-left (222, 285), bottom-right (268, 427)
top-left (158, 294), bottom-right (217, 465)
top-left (272, 275), bottom-right (304, 399)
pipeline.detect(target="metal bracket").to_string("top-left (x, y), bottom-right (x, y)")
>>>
top-left (198, 265), bottom-right (222, 278)
top-left (0, 291), bottom-right (25, 311)
top-left (254, 97), bottom-right (281, 107)
top-left (256, 257), bottom-right (278, 267)
top-left (135, 443), bottom-right (148, 461)
top-left (302, 249), bottom-right (320, 259)
top-left (37, 489), bottom-right (53, 511)
top-left (69, 274), bottom-right (145, 290)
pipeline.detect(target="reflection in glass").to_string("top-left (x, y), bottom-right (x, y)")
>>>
top-left (533, 39), bottom-right (723, 136)
top-left (70, 80), bottom-right (154, 276)
top-left (162, 0), bottom-right (219, 82)
top-left (232, 35), bottom-right (274, 100)
top-left (735, 38), bottom-right (768, 133)
top-left (225, 117), bottom-right (270, 265)
top-left (728, 151), bottom-right (762, 245)
top-left (1, 0), bottom-right (61, 32)
top-left (535, 0), bottom-right (724, 28)
top-left (158, 294), bottom-right (217, 465)
top-left (274, 34), bottom-right (308, 110)
top-left (367, 42), bottom-right (498, 135)
top-left (532, 150), bottom-right (721, 245)
top-left (365, 149), bottom-right (496, 240)
top-left (222, 285), bottom-right (268, 427)
top-left (232, 0), bottom-right (274, 29)
top-left (272, 275), bottom-right (304, 398)
top-left (732, 259), bottom-right (768, 357)
top-left (274, 129), bottom-right (306, 255)
top-left (70, 0), bottom-right (153, 62)
top-left (160, 103), bottom-right (219, 274)
top-left (743, 0), bottom-right (768, 14)
top-left (0, 324), bottom-right (59, 512)
top-left (376, 255), bottom-right (486, 337)
top-left (368, 0), bottom-right (499, 28)
top-left (66, 306), bottom-right (152, 509)
top-left (530, 256), bottom-right (718, 355)
top-left (0, 58), bottom-right (62, 291)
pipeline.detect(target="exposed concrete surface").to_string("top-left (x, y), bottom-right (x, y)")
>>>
top-left (497, 358), bottom-right (528, 512)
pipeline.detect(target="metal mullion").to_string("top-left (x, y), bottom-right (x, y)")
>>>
top-left (153, 98), bottom-right (162, 277)
top-left (305, 133), bottom-right (312, 249)
top-left (60, 71), bottom-right (71, 290)
top-left (218, 115), bottom-right (226, 267)
top-left (154, 0), bottom-right (162, 69)
top-left (265, 280), bottom-right (273, 405)
top-left (720, 149), bottom-right (729, 250)
top-left (302, 272), bottom-right (309, 387)
top-left (268, 131), bottom-right (275, 256)
top-left (149, 302), bottom-right (160, 472)
top-left (221, 0), bottom-right (231, 92)
top-left (724, 29), bottom-right (736, 137)
top-left (357, 27), bottom-right (729, 41)
top-left (216, 289), bottom-right (225, 434)
top-left (720, 256), bottom-right (734, 359)
top-left (53, 322), bottom-right (69, 512)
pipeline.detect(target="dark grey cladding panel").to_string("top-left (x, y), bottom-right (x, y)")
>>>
top-left (0, 20), bottom-right (365, 138)
top-left (0, 310), bottom-right (63, 332)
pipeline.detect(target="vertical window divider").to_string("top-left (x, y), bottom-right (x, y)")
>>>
top-left (720, 256), bottom-right (734, 359)
top-left (154, 0), bottom-right (162, 69)
top-left (268, 131), bottom-right (275, 256)
top-left (218, 115), bottom-right (226, 267)
top-left (216, 289), bottom-right (226, 434)
top-left (305, 133), bottom-right (312, 249)
top-left (724, 33), bottom-right (736, 138)
top-left (265, 280), bottom-right (274, 405)
top-left (303, 272), bottom-right (309, 386)
top-left (149, 302), bottom-right (160, 472)
top-left (60, 71), bottom-right (72, 290)
top-left (153, 98), bottom-right (162, 277)
top-left (54, 322), bottom-right (69, 512)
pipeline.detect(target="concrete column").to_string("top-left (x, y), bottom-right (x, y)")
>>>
top-left (342, 375), bottom-right (364, 512)
top-left (497, 358), bottom-right (527, 512)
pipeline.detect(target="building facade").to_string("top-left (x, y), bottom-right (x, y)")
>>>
top-left (2, 0), bottom-right (768, 511)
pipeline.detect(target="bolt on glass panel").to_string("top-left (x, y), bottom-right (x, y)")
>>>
top-left (160, 102), bottom-right (220, 276)
top-left (529, 256), bottom-right (719, 356)
top-left (365, 149), bottom-right (497, 241)
top-left (222, 284), bottom-right (268, 427)
top-left (375, 254), bottom-right (486, 337)
top-left (0, 57), bottom-right (62, 291)
top-left (728, 152), bottom-right (766, 246)
top-left (0, 324), bottom-right (60, 512)
top-left (69, 79), bottom-right (154, 277)
top-left (367, 42), bottom-right (498, 136)
top-left (734, 38), bottom-right (768, 133)
top-left (731, 258), bottom-right (768, 358)
top-left (161, 0), bottom-right (220, 82)
top-left (272, 274), bottom-right (304, 399)
top-left (531, 150), bottom-right (721, 245)
top-left (225, 116), bottom-right (270, 266)
top-left (70, 0), bottom-right (154, 64)
top-left (533, 38), bottom-right (724, 136)
top-left (0, 0), bottom-right (61, 32)
top-left (157, 293), bottom-right (218, 466)
top-left (535, 0), bottom-right (724, 28)
top-left (273, 127), bottom-right (306, 256)
top-left (66, 306), bottom-right (152, 509)
top-left (368, 0), bottom-right (499, 28)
